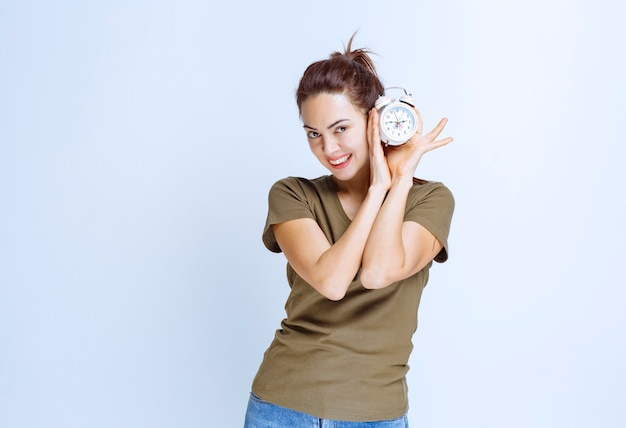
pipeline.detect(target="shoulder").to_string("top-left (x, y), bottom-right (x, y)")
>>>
top-left (270, 175), bottom-right (331, 192)
top-left (268, 175), bottom-right (333, 202)
top-left (408, 178), bottom-right (455, 208)
top-left (263, 175), bottom-right (333, 253)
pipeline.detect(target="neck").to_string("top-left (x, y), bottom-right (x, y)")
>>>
top-left (331, 169), bottom-right (370, 199)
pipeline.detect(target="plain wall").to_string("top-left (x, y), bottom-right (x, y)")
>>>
top-left (1, 1), bottom-right (624, 427)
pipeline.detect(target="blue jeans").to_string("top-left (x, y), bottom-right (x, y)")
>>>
top-left (244, 393), bottom-right (409, 427)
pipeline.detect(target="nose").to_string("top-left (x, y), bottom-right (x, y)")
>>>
top-left (322, 136), bottom-right (340, 156)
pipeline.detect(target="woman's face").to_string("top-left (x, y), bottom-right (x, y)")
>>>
top-left (300, 93), bottom-right (369, 182)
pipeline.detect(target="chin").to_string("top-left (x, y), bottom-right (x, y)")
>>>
top-left (332, 170), bottom-right (363, 186)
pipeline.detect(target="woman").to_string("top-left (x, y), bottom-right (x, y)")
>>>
top-left (245, 35), bottom-right (455, 427)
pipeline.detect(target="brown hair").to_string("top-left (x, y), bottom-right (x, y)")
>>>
top-left (296, 33), bottom-right (384, 115)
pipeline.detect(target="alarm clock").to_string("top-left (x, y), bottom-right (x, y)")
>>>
top-left (375, 88), bottom-right (420, 146)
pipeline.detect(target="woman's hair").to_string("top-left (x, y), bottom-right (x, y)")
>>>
top-left (296, 33), bottom-right (384, 115)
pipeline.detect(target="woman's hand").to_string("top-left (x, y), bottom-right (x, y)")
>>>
top-left (384, 110), bottom-right (453, 181)
top-left (366, 108), bottom-right (392, 191)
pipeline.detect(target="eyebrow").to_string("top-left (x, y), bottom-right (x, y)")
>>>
top-left (302, 119), bottom-right (349, 131)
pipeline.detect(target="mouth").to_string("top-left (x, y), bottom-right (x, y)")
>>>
top-left (328, 154), bottom-right (352, 168)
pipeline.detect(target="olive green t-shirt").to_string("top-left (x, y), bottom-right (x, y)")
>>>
top-left (251, 175), bottom-right (454, 422)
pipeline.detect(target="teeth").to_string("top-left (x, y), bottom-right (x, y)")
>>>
top-left (329, 154), bottom-right (350, 165)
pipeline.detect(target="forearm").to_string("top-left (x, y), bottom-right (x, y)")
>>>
top-left (308, 184), bottom-right (388, 300)
top-left (360, 175), bottom-right (414, 288)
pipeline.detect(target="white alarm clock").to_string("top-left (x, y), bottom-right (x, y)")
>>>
top-left (375, 88), bottom-right (420, 146)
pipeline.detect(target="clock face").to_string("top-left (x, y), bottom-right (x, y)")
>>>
top-left (380, 103), bottom-right (418, 145)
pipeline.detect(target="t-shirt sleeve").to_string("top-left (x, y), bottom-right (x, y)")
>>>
top-left (262, 177), bottom-right (316, 253)
top-left (404, 181), bottom-right (455, 263)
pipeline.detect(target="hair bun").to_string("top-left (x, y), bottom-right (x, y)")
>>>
top-left (330, 32), bottom-right (379, 78)
top-left (296, 32), bottom-right (384, 114)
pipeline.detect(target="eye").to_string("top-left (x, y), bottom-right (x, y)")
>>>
top-left (307, 131), bottom-right (320, 139)
top-left (336, 126), bottom-right (347, 133)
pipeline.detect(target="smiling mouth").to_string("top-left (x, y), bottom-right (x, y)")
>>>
top-left (329, 154), bottom-right (351, 166)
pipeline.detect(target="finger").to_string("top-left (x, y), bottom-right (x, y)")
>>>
top-left (423, 117), bottom-right (449, 141)
top-left (419, 136), bottom-right (454, 154)
top-left (370, 109), bottom-right (379, 138)
top-left (368, 109), bottom-right (383, 153)
top-left (366, 108), bottom-right (377, 147)
top-left (435, 136), bottom-right (454, 147)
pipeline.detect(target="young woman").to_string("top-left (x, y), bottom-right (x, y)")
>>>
top-left (244, 35), bottom-right (455, 427)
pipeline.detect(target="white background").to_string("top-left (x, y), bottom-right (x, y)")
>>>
top-left (1, 1), bottom-right (624, 427)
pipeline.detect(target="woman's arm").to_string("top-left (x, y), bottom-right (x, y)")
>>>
top-left (273, 183), bottom-right (387, 301)
top-left (361, 109), bottom-right (452, 289)
top-left (360, 176), bottom-right (443, 289)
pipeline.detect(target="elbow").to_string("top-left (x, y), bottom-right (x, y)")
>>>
top-left (324, 289), bottom-right (347, 301)
top-left (359, 267), bottom-right (392, 290)
top-left (314, 279), bottom-right (348, 301)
